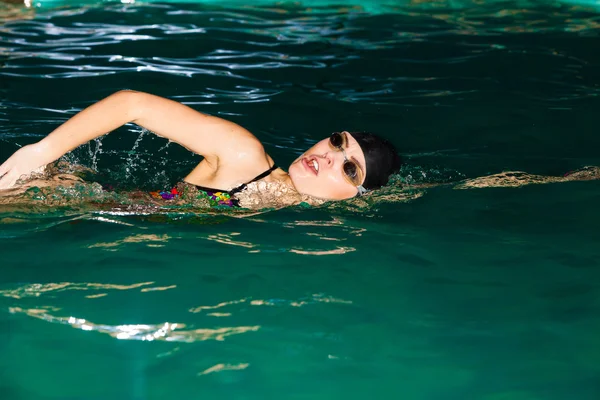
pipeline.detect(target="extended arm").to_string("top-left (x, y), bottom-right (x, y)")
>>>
top-left (0, 90), bottom-right (261, 189)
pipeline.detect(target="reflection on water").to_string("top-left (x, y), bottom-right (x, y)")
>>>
top-left (88, 233), bottom-right (171, 249)
top-left (205, 232), bottom-right (256, 249)
top-left (189, 293), bottom-right (352, 313)
top-left (198, 363), bottom-right (250, 376)
top-left (0, 281), bottom-right (155, 299)
top-left (3, 280), bottom-right (353, 343)
top-left (289, 246), bottom-right (356, 255)
top-left (9, 306), bottom-right (260, 342)
top-left (2, 1), bottom-right (600, 399)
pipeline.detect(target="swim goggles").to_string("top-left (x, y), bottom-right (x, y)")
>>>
top-left (329, 131), bottom-right (368, 196)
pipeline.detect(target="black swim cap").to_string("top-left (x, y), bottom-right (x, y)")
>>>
top-left (349, 132), bottom-right (402, 190)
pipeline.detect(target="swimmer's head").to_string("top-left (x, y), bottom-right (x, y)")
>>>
top-left (288, 131), bottom-right (402, 200)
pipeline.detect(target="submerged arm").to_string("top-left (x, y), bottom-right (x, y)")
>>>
top-left (403, 167), bottom-right (600, 192)
top-left (452, 167), bottom-right (600, 189)
top-left (0, 90), bottom-right (261, 189)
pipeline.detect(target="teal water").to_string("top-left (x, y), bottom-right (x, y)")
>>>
top-left (2, 1), bottom-right (600, 399)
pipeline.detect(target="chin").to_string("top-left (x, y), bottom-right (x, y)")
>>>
top-left (288, 162), bottom-right (355, 200)
top-left (290, 178), bottom-right (351, 201)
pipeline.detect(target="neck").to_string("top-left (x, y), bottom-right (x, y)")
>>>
top-left (270, 169), bottom-right (298, 193)
top-left (234, 169), bottom-right (326, 209)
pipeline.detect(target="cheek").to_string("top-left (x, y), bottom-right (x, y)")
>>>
top-left (290, 166), bottom-right (356, 200)
top-left (288, 162), bottom-right (313, 193)
top-left (321, 173), bottom-right (357, 199)
top-left (288, 161), bottom-right (311, 183)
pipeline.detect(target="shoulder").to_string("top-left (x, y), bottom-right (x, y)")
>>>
top-left (218, 134), bottom-right (273, 176)
top-left (216, 128), bottom-right (267, 165)
top-left (185, 127), bottom-right (274, 189)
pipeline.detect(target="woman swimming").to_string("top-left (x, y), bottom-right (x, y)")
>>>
top-left (2, 90), bottom-right (599, 213)
top-left (0, 90), bottom-right (401, 209)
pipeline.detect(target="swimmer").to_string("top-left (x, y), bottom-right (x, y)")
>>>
top-left (0, 90), bottom-right (402, 209)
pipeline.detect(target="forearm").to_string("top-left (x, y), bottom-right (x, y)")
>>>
top-left (38, 90), bottom-right (257, 161)
top-left (36, 90), bottom-right (140, 166)
top-left (1, 90), bottom-right (264, 190)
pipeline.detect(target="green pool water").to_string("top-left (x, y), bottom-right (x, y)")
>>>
top-left (1, 1), bottom-right (600, 399)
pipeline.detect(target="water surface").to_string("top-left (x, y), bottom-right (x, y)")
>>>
top-left (1, 1), bottom-right (600, 399)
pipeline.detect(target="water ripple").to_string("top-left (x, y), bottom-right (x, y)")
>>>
top-left (2, 280), bottom-right (352, 343)
top-left (0, 281), bottom-right (156, 299)
top-left (2, 1), bottom-right (600, 188)
top-left (8, 306), bottom-right (260, 343)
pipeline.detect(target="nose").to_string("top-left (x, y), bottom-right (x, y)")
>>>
top-left (320, 151), bottom-right (336, 167)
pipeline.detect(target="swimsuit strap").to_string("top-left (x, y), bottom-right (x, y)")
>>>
top-left (228, 164), bottom-right (278, 195)
top-left (192, 164), bottom-right (278, 197)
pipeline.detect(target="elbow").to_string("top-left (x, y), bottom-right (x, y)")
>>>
top-left (112, 90), bottom-right (145, 122)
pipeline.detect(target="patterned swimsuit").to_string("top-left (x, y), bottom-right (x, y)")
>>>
top-left (150, 164), bottom-right (278, 208)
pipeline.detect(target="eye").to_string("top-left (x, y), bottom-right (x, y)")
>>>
top-left (343, 162), bottom-right (358, 179)
top-left (329, 132), bottom-right (345, 149)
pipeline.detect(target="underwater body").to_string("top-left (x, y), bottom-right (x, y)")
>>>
top-left (1, 0), bottom-right (600, 399)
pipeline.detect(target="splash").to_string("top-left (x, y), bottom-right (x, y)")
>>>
top-left (454, 166), bottom-right (600, 189)
top-left (1, 161), bottom-right (599, 220)
top-left (393, 164), bottom-right (467, 186)
top-left (20, 0), bottom-right (600, 15)
top-left (0, 161), bottom-right (128, 211)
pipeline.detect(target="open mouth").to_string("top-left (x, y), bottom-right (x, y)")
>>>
top-left (303, 157), bottom-right (319, 175)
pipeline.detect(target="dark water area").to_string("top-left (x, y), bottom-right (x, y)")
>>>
top-left (1, 1), bottom-right (600, 399)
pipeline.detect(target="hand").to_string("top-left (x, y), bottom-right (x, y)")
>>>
top-left (0, 143), bottom-right (49, 190)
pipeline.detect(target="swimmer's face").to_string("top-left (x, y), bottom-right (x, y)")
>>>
top-left (288, 131), bottom-right (367, 200)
